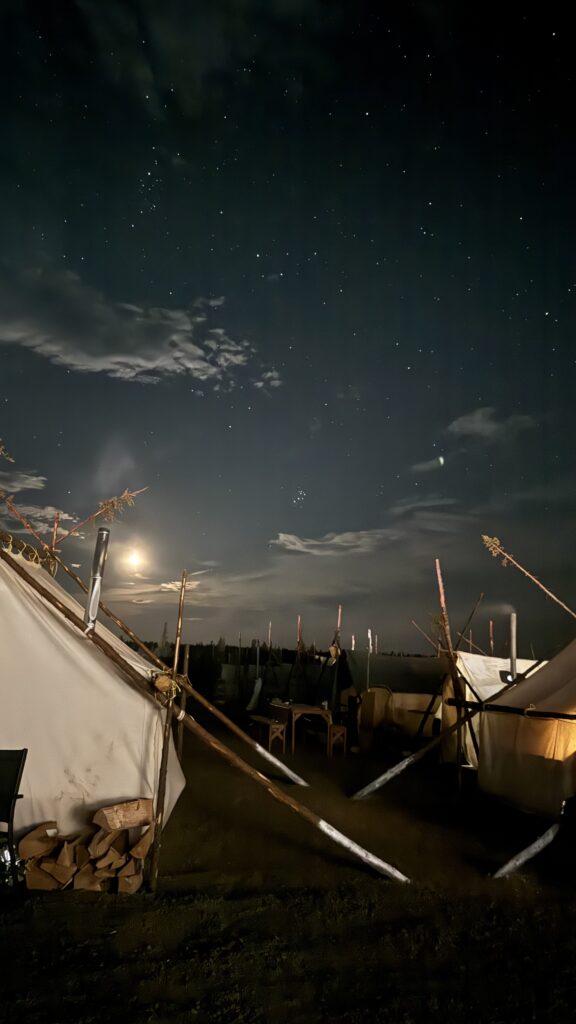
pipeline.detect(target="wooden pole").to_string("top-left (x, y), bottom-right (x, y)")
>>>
top-left (150, 570), bottom-right (187, 893)
top-left (435, 559), bottom-right (466, 786)
top-left (482, 535), bottom-right (576, 621)
top-left (176, 644), bottom-right (189, 762)
top-left (0, 549), bottom-right (408, 882)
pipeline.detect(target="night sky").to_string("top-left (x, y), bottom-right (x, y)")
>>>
top-left (1, 2), bottom-right (575, 656)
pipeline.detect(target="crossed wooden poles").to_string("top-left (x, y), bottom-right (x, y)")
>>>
top-left (1, 547), bottom-right (409, 884)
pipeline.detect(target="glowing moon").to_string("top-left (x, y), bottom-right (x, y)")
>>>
top-left (126, 550), bottom-right (142, 569)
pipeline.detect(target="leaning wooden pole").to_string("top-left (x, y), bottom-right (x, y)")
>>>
top-left (150, 570), bottom-right (187, 893)
top-left (176, 644), bottom-right (190, 762)
top-left (482, 535), bottom-right (576, 621)
top-left (0, 547), bottom-right (407, 881)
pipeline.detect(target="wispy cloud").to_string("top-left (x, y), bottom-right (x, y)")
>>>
top-left (3, 503), bottom-right (77, 536)
top-left (389, 495), bottom-right (458, 518)
top-left (271, 528), bottom-right (400, 557)
top-left (0, 267), bottom-right (276, 389)
top-left (0, 470), bottom-right (47, 495)
top-left (446, 407), bottom-right (536, 442)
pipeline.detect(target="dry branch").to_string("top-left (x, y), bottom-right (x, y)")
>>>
top-left (482, 535), bottom-right (576, 621)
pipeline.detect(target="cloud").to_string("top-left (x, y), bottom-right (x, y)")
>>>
top-left (94, 441), bottom-right (137, 495)
top-left (446, 407), bottom-right (536, 442)
top-left (0, 267), bottom-right (267, 388)
top-left (271, 528), bottom-right (400, 557)
top-left (389, 495), bottom-right (458, 517)
top-left (0, 470), bottom-right (47, 494)
top-left (78, 1), bottom-right (338, 119)
top-left (2, 503), bottom-right (77, 536)
top-left (253, 369), bottom-right (283, 391)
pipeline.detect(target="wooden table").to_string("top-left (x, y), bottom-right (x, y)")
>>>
top-left (267, 701), bottom-right (334, 753)
top-left (288, 703), bottom-right (333, 754)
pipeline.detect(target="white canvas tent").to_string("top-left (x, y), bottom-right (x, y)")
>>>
top-left (478, 639), bottom-right (576, 817)
top-left (0, 551), bottom-right (185, 835)
top-left (442, 651), bottom-right (539, 767)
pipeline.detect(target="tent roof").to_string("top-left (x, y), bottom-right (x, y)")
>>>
top-left (456, 651), bottom-right (539, 698)
top-left (489, 637), bottom-right (576, 717)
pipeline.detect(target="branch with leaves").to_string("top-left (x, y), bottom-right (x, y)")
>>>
top-left (0, 439), bottom-right (15, 463)
top-left (481, 534), bottom-right (576, 622)
top-left (1, 488), bottom-right (147, 553)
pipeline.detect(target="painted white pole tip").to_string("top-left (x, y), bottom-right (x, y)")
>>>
top-left (493, 823), bottom-right (560, 879)
top-left (318, 820), bottom-right (410, 883)
top-left (255, 744), bottom-right (309, 786)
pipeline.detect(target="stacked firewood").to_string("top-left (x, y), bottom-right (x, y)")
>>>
top-left (19, 798), bottom-right (155, 893)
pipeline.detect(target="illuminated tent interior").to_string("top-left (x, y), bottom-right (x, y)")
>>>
top-left (0, 546), bottom-right (185, 835)
top-left (478, 640), bottom-right (576, 817)
top-left (441, 651), bottom-right (541, 767)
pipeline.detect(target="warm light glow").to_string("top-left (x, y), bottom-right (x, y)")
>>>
top-left (126, 550), bottom-right (142, 569)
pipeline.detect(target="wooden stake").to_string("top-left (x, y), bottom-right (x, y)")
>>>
top-left (0, 549), bottom-right (407, 882)
top-left (176, 646), bottom-right (189, 762)
top-left (150, 571), bottom-right (186, 893)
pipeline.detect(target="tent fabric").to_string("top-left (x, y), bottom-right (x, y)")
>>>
top-left (478, 640), bottom-right (576, 817)
top-left (442, 652), bottom-right (538, 767)
top-left (0, 553), bottom-right (185, 835)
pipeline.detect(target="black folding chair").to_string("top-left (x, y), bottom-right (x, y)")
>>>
top-left (0, 749), bottom-right (28, 888)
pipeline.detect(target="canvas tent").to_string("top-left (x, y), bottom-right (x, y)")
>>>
top-left (346, 652), bottom-right (449, 744)
top-left (478, 639), bottom-right (576, 817)
top-left (0, 550), bottom-right (185, 835)
top-left (442, 651), bottom-right (539, 767)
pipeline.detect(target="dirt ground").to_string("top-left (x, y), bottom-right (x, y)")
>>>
top-left (2, 711), bottom-right (576, 1023)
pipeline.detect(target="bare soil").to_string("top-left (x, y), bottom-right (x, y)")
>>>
top-left (2, 712), bottom-right (576, 1023)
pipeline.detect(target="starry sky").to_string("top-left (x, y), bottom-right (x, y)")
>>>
top-left (1, 1), bottom-right (575, 656)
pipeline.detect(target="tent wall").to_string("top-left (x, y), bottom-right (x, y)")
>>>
top-left (441, 652), bottom-right (538, 767)
top-left (478, 713), bottom-right (576, 817)
top-left (0, 554), bottom-right (185, 835)
top-left (475, 640), bottom-right (576, 816)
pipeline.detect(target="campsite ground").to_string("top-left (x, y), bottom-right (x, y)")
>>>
top-left (2, 714), bottom-right (576, 1023)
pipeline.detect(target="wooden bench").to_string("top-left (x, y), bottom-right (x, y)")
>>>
top-left (250, 715), bottom-right (287, 754)
top-left (327, 722), bottom-right (347, 757)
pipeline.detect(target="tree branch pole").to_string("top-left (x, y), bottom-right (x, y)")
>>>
top-left (435, 559), bottom-right (467, 779)
top-left (482, 535), bottom-right (576, 621)
top-left (0, 547), bottom-right (409, 883)
top-left (150, 570), bottom-right (187, 893)
top-left (176, 644), bottom-right (190, 762)
top-left (0, 502), bottom-right (308, 787)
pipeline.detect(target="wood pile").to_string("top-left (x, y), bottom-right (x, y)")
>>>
top-left (19, 799), bottom-right (155, 893)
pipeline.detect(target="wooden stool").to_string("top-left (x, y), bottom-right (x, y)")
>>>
top-left (327, 723), bottom-right (347, 757)
top-left (250, 715), bottom-right (286, 754)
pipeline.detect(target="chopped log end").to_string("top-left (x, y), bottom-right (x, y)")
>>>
top-left (18, 822), bottom-right (59, 860)
top-left (92, 798), bottom-right (153, 831)
top-left (118, 871), bottom-right (143, 894)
